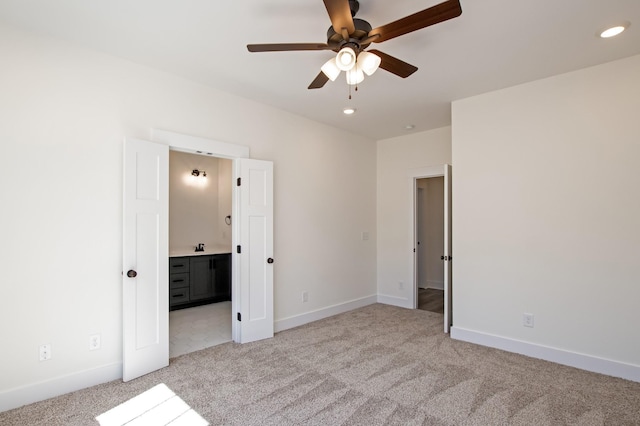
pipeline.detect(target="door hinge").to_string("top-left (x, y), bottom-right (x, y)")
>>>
top-left (237, 177), bottom-right (241, 186)
top-left (237, 245), bottom-right (241, 254)
top-left (237, 312), bottom-right (241, 321)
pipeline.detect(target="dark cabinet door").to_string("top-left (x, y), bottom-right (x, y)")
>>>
top-left (213, 254), bottom-right (231, 299)
top-left (189, 256), bottom-right (215, 301)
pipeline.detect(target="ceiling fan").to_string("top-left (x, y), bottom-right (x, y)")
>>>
top-left (247, 0), bottom-right (462, 89)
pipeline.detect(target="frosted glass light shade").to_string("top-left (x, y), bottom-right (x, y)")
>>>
top-left (336, 47), bottom-right (357, 71)
top-left (346, 67), bottom-right (364, 85)
top-left (357, 51), bottom-right (381, 76)
top-left (320, 57), bottom-right (341, 81)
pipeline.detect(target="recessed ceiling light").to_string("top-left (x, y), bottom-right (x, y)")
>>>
top-left (599, 22), bottom-right (630, 38)
top-left (343, 108), bottom-right (356, 115)
top-left (405, 124), bottom-right (415, 130)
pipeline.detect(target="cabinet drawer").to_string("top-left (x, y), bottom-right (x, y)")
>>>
top-left (169, 257), bottom-right (189, 273)
top-left (169, 288), bottom-right (189, 305)
top-left (169, 273), bottom-right (189, 289)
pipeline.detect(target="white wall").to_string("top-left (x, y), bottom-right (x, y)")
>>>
top-left (169, 151), bottom-right (232, 251)
top-left (376, 127), bottom-right (451, 306)
top-left (0, 24), bottom-right (377, 410)
top-left (217, 158), bottom-right (233, 247)
top-left (451, 54), bottom-right (640, 379)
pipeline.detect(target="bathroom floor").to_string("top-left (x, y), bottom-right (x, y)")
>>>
top-left (169, 301), bottom-right (232, 358)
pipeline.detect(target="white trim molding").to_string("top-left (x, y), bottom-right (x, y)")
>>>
top-left (0, 362), bottom-right (122, 413)
top-left (377, 294), bottom-right (412, 309)
top-left (426, 280), bottom-right (444, 290)
top-left (151, 128), bottom-right (250, 159)
top-left (275, 295), bottom-right (377, 333)
top-left (451, 326), bottom-right (640, 383)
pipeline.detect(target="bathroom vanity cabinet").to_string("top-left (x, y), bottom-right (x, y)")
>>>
top-left (169, 253), bottom-right (231, 310)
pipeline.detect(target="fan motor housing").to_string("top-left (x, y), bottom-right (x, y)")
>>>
top-left (326, 18), bottom-right (373, 51)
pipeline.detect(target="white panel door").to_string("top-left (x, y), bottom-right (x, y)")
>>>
top-left (233, 158), bottom-right (274, 344)
top-left (444, 164), bottom-right (453, 333)
top-left (123, 138), bottom-right (169, 381)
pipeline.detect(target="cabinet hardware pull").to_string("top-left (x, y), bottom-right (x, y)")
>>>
top-left (172, 279), bottom-right (184, 283)
top-left (173, 264), bottom-right (184, 268)
top-left (172, 294), bottom-right (184, 298)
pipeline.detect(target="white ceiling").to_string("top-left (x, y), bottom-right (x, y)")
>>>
top-left (1, 0), bottom-right (639, 140)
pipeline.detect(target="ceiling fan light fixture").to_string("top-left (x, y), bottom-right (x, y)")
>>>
top-left (321, 57), bottom-right (341, 81)
top-left (336, 47), bottom-right (357, 71)
top-left (358, 51), bottom-right (381, 76)
top-left (346, 66), bottom-right (365, 85)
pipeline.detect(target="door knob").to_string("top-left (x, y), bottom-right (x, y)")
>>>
top-left (267, 258), bottom-right (274, 264)
top-left (127, 270), bottom-right (137, 278)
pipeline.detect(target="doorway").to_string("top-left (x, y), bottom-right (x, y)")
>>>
top-left (409, 164), bottom-right (452, 333)
top-left (168, 150), bottom-right (233, 358)
top-left (416, 177), bottom-right (445, 315)
top-left (123, 130), bottom-right (274, 381)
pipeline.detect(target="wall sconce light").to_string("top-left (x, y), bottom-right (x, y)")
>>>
top-left (192, 169), bottom-right (207, 177)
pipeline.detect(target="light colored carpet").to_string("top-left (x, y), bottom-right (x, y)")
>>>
top-left (2, 304), bottom-right (639, 425)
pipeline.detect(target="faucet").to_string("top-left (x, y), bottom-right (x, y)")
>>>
top-left (195, 243), bottom-right (205, 252)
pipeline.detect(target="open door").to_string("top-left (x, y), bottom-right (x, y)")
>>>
top-left (233, 158), bottom-right (274, 343)
top-left (444, 164), bottom-right (453, 333)
top-left (122, 138), bottom-right (169, 381)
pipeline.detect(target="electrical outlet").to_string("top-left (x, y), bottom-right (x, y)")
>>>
top-left (39, 344), bottom-right (51, 361)
top-left (523, 313), bottom-right (534, 328)
top-left (361, 231), bottom-right (369, 241)
top-left (398, 281), bottom-right (404, 290)
top-left (302, 291), bottom-right (309, 303)
top-left (89, 334), bottom-right (101, 351)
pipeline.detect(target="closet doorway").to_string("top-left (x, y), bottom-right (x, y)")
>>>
top-left (410, 164), bottom-right (452, 333)
top-left (416, 177), bottom-right (445, 315)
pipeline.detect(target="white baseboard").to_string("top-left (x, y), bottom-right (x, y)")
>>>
top-left (377, 294), bottom-right (412, 309)
top-left (275, 295), bottom-right (377, 333)
top-left (426, 280), bottom-right (444, 290)
top-left (0, 362), bottom-right (122, 413)
top-left (450, 326), bottom-right (640, 383)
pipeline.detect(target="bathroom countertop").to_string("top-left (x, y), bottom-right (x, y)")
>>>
top-left (169, 246), bottom-right (232, 257)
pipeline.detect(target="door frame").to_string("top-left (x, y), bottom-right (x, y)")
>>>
top-left (150, 129), bottom-right (250, 341)
top-left (408, 164), bottom-right (452, 330)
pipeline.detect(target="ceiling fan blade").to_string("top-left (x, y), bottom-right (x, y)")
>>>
top-left (308, 71), bottom-right (330, 89)
top-left (369, 0), bottom-right (462, 43)
top-left (368, 50), bottom-right (418, 78)
top-left (247, 43), bottom-right (333, 52)
top-left (323, 0), bottom-right (355, 35)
